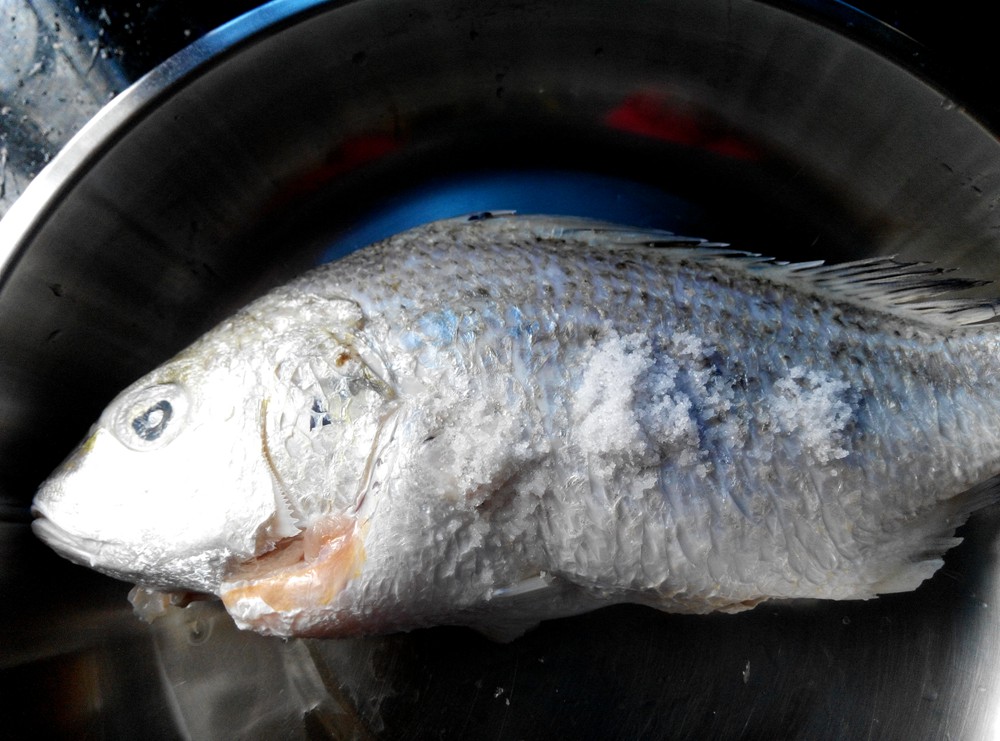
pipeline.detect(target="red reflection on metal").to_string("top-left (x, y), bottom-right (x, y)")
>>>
top-left (606, 94), bottom-right (761, 161)
top-left (268, 133), bottom-right (401, 210)
top-left (307, 134), bottom-right (399, 186)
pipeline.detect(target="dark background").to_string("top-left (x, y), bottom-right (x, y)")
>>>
top-left (4, 0), bottom-right (998, 224)
top-left (73, 0), bottom-right (1000, 130)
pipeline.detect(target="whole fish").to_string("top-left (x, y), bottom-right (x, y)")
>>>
top-left (31, 214), bottom-right (1000, 639)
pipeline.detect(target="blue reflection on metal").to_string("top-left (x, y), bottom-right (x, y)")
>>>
top-left (321, 170), bottom-right (702, 263)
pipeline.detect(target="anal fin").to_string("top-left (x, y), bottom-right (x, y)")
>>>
top-left (872, 473), bottom-right (1000, 595)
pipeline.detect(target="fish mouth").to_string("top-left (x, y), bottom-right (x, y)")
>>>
top-left (219, 515), bottom-right (366, 623)
top-left (31, 509), bottom-right (106, 569)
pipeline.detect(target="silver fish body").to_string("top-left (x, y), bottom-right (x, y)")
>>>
top-left (32, 215), bottom-right (1000, 638)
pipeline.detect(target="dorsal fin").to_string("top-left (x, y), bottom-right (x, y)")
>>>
top-left (502, 216), bottom-right (1000, 329)
top-left (744, 255), bottom-right (1000, 327)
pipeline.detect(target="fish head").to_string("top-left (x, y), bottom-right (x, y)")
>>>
top-left (32, 290), bottom-right (401, 630)
top-left (31, 353), bottom-right (284, 594)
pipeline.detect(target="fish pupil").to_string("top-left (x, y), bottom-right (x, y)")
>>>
top-left (132, 400), bottom-right (173, 441)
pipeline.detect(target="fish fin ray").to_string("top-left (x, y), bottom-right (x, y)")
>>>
top-left (458, 213), bottom-right (715, 250)
top-left (749, 256), bottom-right (999, 327)
top-left (672, 249), bottom-right (998, 328)
top-left (462, 573), bottom-right (591, 641)
top-left (870, 473), bottom-right (1000, 594)
top-left (703, 253), bottom-right (997, 328)
top-left (459, 214), bottom-right (1000, 327)
top-left (554, 220), bottom-right (1000, 328)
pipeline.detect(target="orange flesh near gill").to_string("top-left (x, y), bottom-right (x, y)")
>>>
top-left (220, 518), bottom-right (365, 614)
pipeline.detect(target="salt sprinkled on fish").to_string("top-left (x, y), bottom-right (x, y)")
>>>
top-left (31, 214), bottom-right (1000, 639)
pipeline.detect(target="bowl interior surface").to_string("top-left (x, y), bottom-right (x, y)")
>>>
top-left (3, 0), bottom-right (1000, 737)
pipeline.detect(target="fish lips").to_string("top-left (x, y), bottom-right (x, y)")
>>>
top-left (31, 507), bottom-right (223, 594)
top-left (32, 500), bottom-right (156, 586)
top-left (31, 506), bottom-right (111, 572)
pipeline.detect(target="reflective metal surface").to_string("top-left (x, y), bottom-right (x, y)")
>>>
top-left (3, 0), bottom-right (1000, 737)
top-left (0, 0), bottom-right (130, 217)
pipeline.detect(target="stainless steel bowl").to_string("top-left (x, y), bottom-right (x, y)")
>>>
top-left (4, 0), bottom-right (1000, 737)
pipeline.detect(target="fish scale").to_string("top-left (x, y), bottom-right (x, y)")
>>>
top-left (30, 214), bottom-right (1000, 638)
top-left (328, 224), bottom-right (992, 608)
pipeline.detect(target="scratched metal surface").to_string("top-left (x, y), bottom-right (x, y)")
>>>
top-left (3, 1), bottom-right (1000, 738)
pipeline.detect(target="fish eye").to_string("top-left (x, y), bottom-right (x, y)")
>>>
top-left (110, 383), bottom-right (189, 451)
top-left (132, 400), bottom-right (173, 441)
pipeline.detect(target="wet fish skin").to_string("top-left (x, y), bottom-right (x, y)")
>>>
top-left (31, 215), bottom-right (1000, 638)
